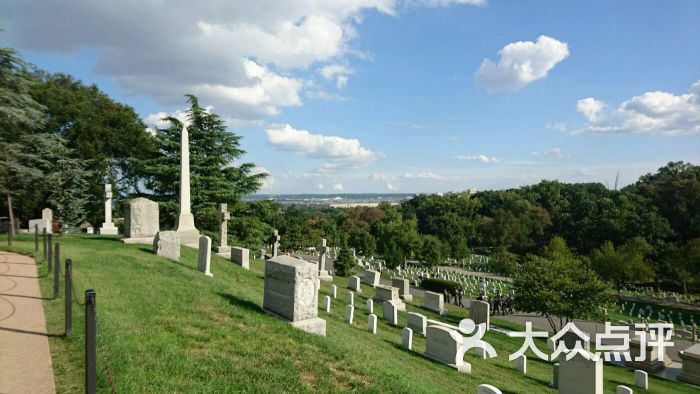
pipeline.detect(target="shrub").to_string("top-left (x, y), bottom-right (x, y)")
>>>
top-left (335, 248), bottom-right (356, 277)
top-left (420, 278), bottom-right (461, 294)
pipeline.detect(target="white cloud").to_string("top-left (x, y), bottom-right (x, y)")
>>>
top-left (402, 171), bottom-right (447, 181)
top-left (319, 64), bottom-right (354, 89)
top-left (333, 182), bottom-right (344, 190)
top-left (475, 35), bottom-right (569, 92)
top-left (575, 80), bottom-right (700, 136)
top-left (306, 90), bottom-right (350, 101)
top-left (546, 122), bottom-right (567, 132)
top-left (453, 155), bottom-right (499, 163)
top-left (265, 124), bottom-right (377, 165)
top-left (386, 182), bottom-right (398, 191)
top-left (531, 148), bottom-right (569, 160)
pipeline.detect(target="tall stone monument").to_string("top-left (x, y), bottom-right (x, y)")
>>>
top-left (214, 203), bottom-right (231, 254)
top-left (99, 184), bottom-right (119, 235)
top-left (174, 126), bottom-right (200, 246)
top-left (316, 238), bottom-right (333, 281)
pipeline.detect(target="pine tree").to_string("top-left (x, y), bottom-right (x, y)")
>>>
top-left (143, 95), bottom-right (266, 234)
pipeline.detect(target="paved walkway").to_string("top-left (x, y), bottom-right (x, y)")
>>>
top-left (0, 251), bottom-right (56, 394)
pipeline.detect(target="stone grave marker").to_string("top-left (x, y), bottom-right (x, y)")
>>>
top-left (558, 353), bottom-right (603, 394)
top-left (197, 235), bottom-right (213, 276)
top-left (231, 247), bottom-right (249, 270)
top-left (383, 300), bottom-right (398, 325)
top-left (99, 184), bottom-right (118, 235)
top-left (469, 300), bottom-right (490, 330)
top-left (345, 304), bottom-right (354, 324)
top-left (422, 291), bottom-right (447, 315)
top-left (348, 276), bottom-right (362, 292)
top-left (423, 325), bottom-right (470, 373)
top-left (153, 231), bottom-right (180, 261)
top-left (368, 314), bottom-right (377, 334)
top-left (402, 327), bottom-right (413, 350)
top-left (123, 197), bottom-right (159, 243)
top-left (407, 312), bottom-right (427, 336)
top-left (214, 203), bottom-right (231, 254)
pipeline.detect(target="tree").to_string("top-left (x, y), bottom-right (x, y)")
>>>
top-left (142, 95), bottom-right (266, 231)
top-left (590, 238), bottom-right (654, 292)
top-left (416, 235), bottom-right (446, 266)
top-left (513, 255), bottom-right (613, 332)
top-left (669, 238), bottom-right (700, 294)
top-left (347, 228), bottom-right (376, 256)
top-left (489, 247), bottom-right (519, 276)
top-left (373, 204), bottom-right (421, 268)
top-left (0, 47), bottom-right (46, 234)
top-left (335, 248), bottom-right (356, 277)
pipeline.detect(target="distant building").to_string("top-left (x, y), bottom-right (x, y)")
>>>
top-left (467, 188), bottom-right (478, 195)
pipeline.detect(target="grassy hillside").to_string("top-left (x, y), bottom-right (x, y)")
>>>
top-left (1, 234), bottom-right (697, 393)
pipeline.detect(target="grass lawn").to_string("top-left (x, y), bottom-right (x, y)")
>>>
top-left (1, 233), bottom-right (698, 393)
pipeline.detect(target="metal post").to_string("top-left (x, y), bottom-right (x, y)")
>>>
top-left (34, 225), bottom-right (39, 254)
top-left (42, 228), bottom-right (47, 261)
top-left (85, 289), bottom-right (96, 394)
top-left (47, 233), bottom-right (53, 273)
top-left (65, 259), bottom-right (72, 337)
top-left (53, 242), bottom-right (60, 299)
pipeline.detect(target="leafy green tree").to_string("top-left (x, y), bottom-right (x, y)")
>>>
top-left (335, 248), bottom-right (356, 277)
top-left (542, 236), bottom-right (575, 261)
top-left (513, 255), bottom-right (613, 332)
top-left (416, 234), bottom-right (446, 266)
top-left (668, 238), bottom-right (700, 294)
top-left (0, 47), bottom-right (46, 233)
top-left (373, 204), bottom-right (421, 268)
top-left (590, 238), bottom-right (654, 292)
top-left (347, 228), bottom-right (376, 256)
top-left (142, 95), bottom-right (266, 231)
top-left (489, 247), bottom-right (519, 276)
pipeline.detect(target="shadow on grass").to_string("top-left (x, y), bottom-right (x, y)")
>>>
top-left (217, 292), bottom-right (264, 314)
top-left (77, 236), bottom-right (123, 243)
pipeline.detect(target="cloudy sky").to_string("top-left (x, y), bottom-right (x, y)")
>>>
top-left (3, 1), bottom-right (699, 193)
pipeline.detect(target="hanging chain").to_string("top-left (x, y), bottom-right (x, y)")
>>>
top-left (95, 315), bottom-right (118, 394)
top-left (71, 285), bottom-right (85, 307)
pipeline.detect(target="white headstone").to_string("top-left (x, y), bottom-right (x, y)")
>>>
top-left (476, 384), bottom-right (502, 394)
top-left (616, 386), bottom-right (632, 394)
top-left (558, 354), bottom-right (603, 394)
top-left (197, 236), bottom-right (213, 276)
top-left (348, 291), bottom-right (354, 306)
top-left (634, 370), bottom-right (648, 389)
top-left (515, 354), bottom-right (527, 374)
top-left (361, 270), bottom-right (380, 287)
top-left (402, 327), bottom-right (413, 350)
top-left (174, 126), bottom-right (200, 245)
top-left (231, 247), bottom-right (249, 270)
top-left (373, 285), bottom-right (406, 311)
top-left (407, 312), bottom-right (427, 336)
top-left (323, 295), bottom-right (331, 313)
top-left (331, 284), bottom-right (337, 299)
top-left (41, 208), bottom-right (53, 223)
top-left (349, 276), bottom-right (362, 292)
top-left (383, 300), bottom-right (398, 325)
top-left (345, 304), bottom-right (354, 324)
top-left (99, 184), bottom-right (118, 235)
top-left (153, 231), bottom-right (180, 261)
top-left (469, 300), bottom-right (490, 330)
top-left (263, 255), bottom-right (326, 336)
top-left (366, 299), bottom-right (374, 314)
top-left (269, 229), bottom-right (280, 257)
top-left (422, 291), bottom-right (447, 315)
top-left (214, 203), bottom-right (231, 254)
top-left (368, 314), bottom-right (377, 334)
top-left (551, 363), bottom-right (559, 388)
top-left (423, 325), bottom-right (471, 373)
top-left (391, 278), bottom-right (413, 302)
top-left (123, 197), bottom-right (159, 242)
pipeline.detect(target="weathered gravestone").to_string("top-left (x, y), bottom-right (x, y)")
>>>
top-left (515, 354), bottom-right (527, 374)
top-left (626, 336), bottom-right (671, 372)
top-left (402, 327), bottom-right (413, 350)
top-left (316, 238), bottom-right (333, 281)
top-left (348, 276), bottom-right (362, 292)
top-left (366, 299), bottom-right (374, 314)
top-left (557, 353), bottom-right (603, 394)
top-left (391, 278), bottom-right (413, 302)
top-left (383, 300), bottom-right (398, 325)
top-left (323, 295), bottom-right (331, 313)
top-left (263, 255), bottom-right (326, 336)
top-left (231, 247), bottom-right (249, 270)
top-left (28, 218), bottom-right (51, 234)
top-left (153, 231), bottom-right (180, 261)
top-left (423, 325), bottom-right (471, 373)
top-left (469, 300), bottom-right (490, 330)
top-left (368, 314), bottom-right (377, 334)
top-left (678, 343), bottom-right (700, 386)
top-left (407, 312), bottom-right (427, 336)
top-left (616, 386), bottom-right (632, 394)
top-left (345, 304), bottom-right (354, 324)
top-left (99, 184), bottom-right (119, 235)
top-left (214, 203), bottom-right (231, 254)
top-left (197, 236), bottom-right (213, 277)
top-left (268, 229), bottom-right (280, 258)
top-left (361, 270), bottom-right (380, 287)
top-left (634, 369), bottom-right (648, 389)
top-left (422, 291), bottom-right (448, 316)
top-left (123, 197), bottom-right (159, 243)
top-left (373, 285), bottom-right (406, 311)
top-left (42, 208), bottom-right (53, 224)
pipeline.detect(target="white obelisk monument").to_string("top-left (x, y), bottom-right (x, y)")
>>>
top-left (175, 126), bottom-right (200, 246)
top-left (99, 184), bottom-right (119, 235)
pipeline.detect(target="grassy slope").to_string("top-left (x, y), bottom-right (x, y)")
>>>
top-left (1, 234), bottom-right (697, 393)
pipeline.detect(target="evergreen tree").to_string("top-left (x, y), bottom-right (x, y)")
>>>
top-left (143, 95), bottom-right (266, 232)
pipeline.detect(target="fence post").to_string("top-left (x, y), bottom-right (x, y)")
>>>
top-left (85, 289), bottom-right (96, 394)
top-left (65, 259), bottom-right (72, 337)
top-left (42, 228), bottom-right (47, 261)
top-left (47, 233), bottom-right (53, 273)
top-left (34, 225), bottom-right (39, 254)
top-left (7, 223), bottom-right (12, 247)
top-left (53, 242), bottom-right (60, 299)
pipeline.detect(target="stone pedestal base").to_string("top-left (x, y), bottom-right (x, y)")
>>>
top-left (176, 228), bottom-right (200, 247)
top-left (678, 344), bottom-right (700, 386)
top-left (319, 270), bottom-right (333, 282)
top-left (214, 245), bottom-right (231, 254)
top-left (625, 358), bottom-right (671, 373)
top-left (121, 237), bottom-right (155, 244)
top-left (290, 317), bottom-right (327, 337)
top-left (99, 224), bottom-right (119, 235)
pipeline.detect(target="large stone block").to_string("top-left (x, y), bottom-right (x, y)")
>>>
top-left (28, 219), bottom-right (51, 234)
top-left (407, 312), bottom-right (427, 335)
top-left (423, 291), bottom-right (447, 316)
top-left (361, 270), bottom-right (380, 287)
top-left (392, 278), bottom-right (413, 301)
top-left (558, 354), bottom-right (603, 394)
top-left (469, 300), bottom-right (490, 330)
top-left (263, 255), bottom-right (325, 336)
top-left (231, 247), bottom-right (249, 270)
top-left (373, 285), bottom-right (406, 311)
top-left (678, 343), bottom-right (700, 386)
top-left (153, 231), bottom-right (180, 261)
top-left (124, 198), bottom-right (159, 241)
top-left (423, 325), bottom-right (471, 373)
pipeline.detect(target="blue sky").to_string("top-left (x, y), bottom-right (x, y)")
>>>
top-left (3, 0), bottom-right (699, 193)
